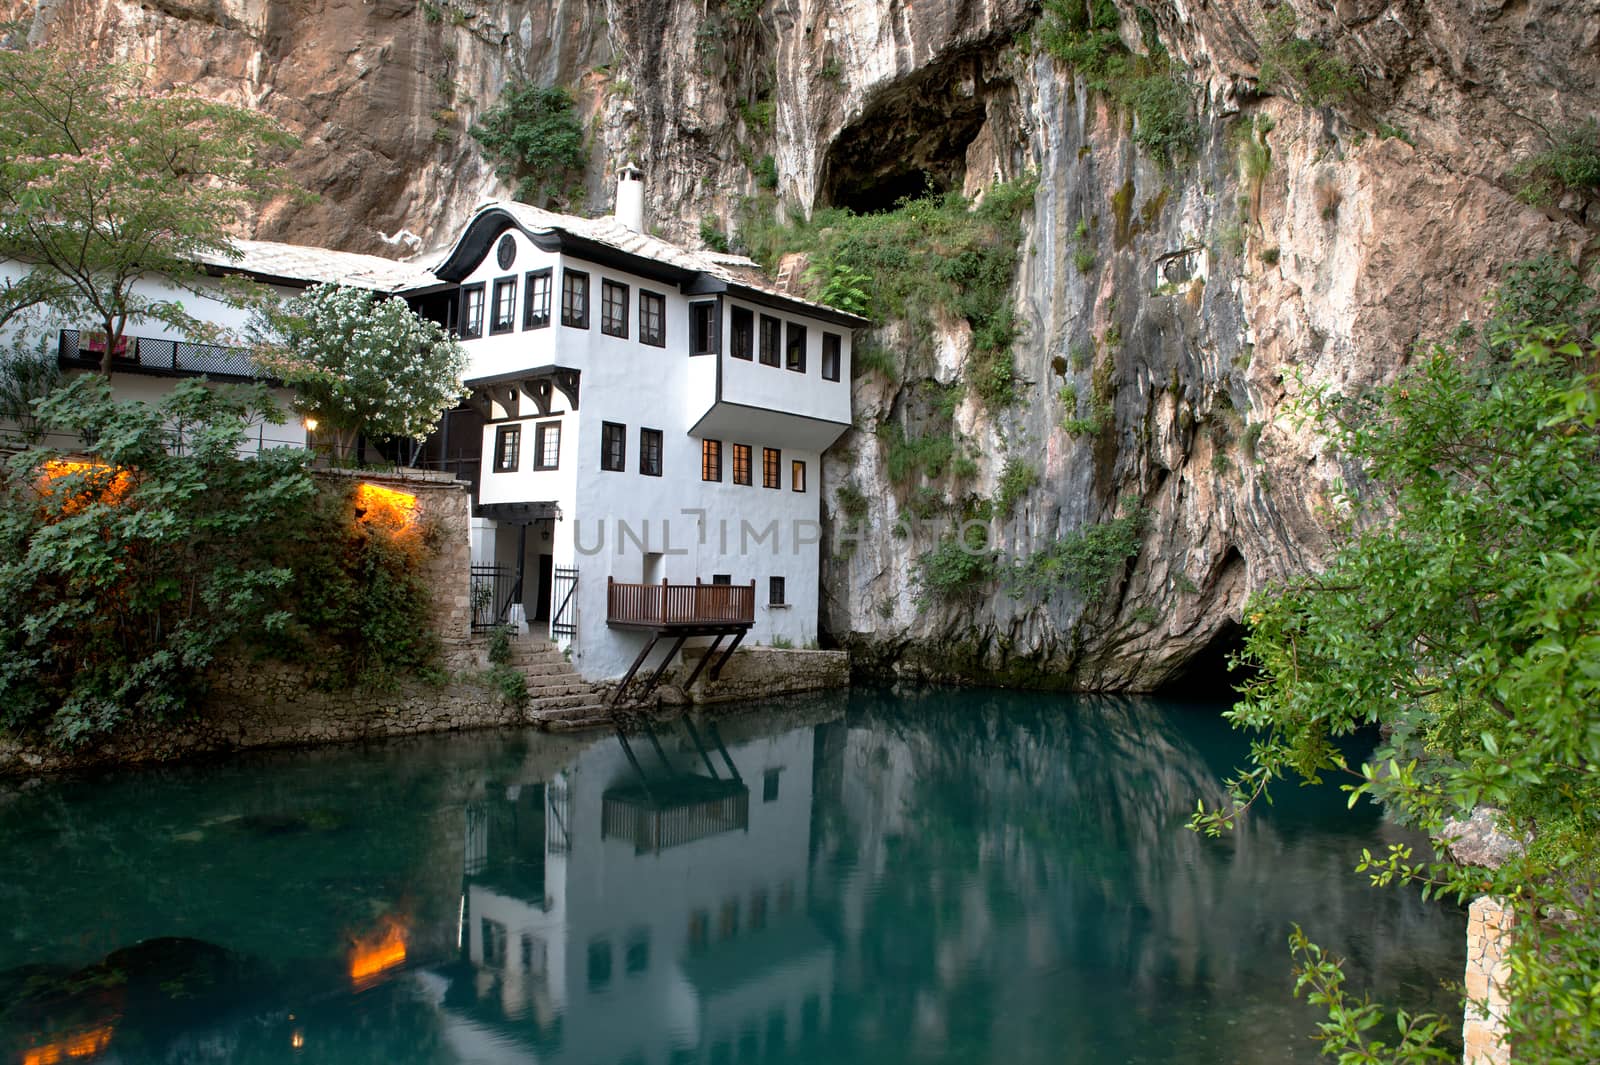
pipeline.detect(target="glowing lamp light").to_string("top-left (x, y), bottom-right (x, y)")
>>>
top-left (303, 416), bottom-right (319, 432)
top-left (290, 1030), bottom-right (305, 1050)
top-left (353, 482), bottom-right (419, 531)
top-left (349, 916), bottom-right (408, 987)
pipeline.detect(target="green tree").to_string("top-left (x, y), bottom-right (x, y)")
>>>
top-left (253, 284), bottom-right (468, 460)
top-left (1192, 258), bottom-right (1600, 1061)
top-left (0, 44), bottom-right (297, 373)
top-left (469, 83), bottom-right (586, 206)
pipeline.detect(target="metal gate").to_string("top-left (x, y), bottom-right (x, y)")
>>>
top-left (470, 564), bottom-right (519, 632)
top-left (550, 566), bottom-right (578, 639)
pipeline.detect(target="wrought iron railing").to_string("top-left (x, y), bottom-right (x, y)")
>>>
top-left (550, 566), bottom-right (578, 639)
top-left (470, 564), bottom-right (520, 632)
top-left (59, 328), bottom-right (264, 381)
top-left (601, 787), bottom-right (750, 855)
top-left (606, 578), bottom-right (755, 626)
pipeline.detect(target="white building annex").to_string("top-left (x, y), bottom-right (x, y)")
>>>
top-left (435, 167), bottom-right (868, 689)
top-left (0, 240), bottom-right (446, 455)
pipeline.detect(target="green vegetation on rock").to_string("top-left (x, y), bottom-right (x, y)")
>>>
top-left (1193, 258), bottom-right (1600, 1061)
top-left (469, 82), bottom-right (586, 206)
top-left (1007, 501), bottom-right (1146, 605)
top-left (1513, 119), bottom-right (1600, 208)
top-left (1255, 5), bottom-right (1361, 110)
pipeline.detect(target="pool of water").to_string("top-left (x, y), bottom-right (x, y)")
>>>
top-left (0, 686), bottom-right (1463, 1065)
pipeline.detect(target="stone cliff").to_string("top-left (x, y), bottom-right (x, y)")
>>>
top-left (16, 0), bottom-right (1597, 688)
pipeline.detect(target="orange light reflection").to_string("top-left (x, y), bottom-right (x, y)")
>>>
top-left (353, 482), bottom-right (418, 531)
top-left (21, 1025), bottom-right (114, 1065)
top-left (35, 461), bottom-right (133, 513)
top-left (349, 916), bottom-right (408, 986)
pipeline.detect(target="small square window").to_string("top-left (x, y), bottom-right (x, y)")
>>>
top-left (640, 428), bottom-right (663, 477)
top-left (534, 421), bottom-right (561, 470)
top-left (493, 425), bottom-right (520, 473)
top-left (786, 322), bottom-right (807, 373)
top-left (791, 460), bottom-right (806, 493)
top-left (730, 306), bottom-right (754, 360)
top-left (601, 279), bottom-right (629, 338)
top-left (711, 573), bottom-right (732, 586)
top-left (759, 315), bottom-right (781, 366)
top-left (523, 269), bottom-right (551, 328)
top-left (768, 576), bottom-right (785, 606)
top-left (561, 269), bottom-right (589, 328)
top-left (701, 439), bottom-right (722, 481)
top-left (762, 767), bottom-right (781, 801)
top-left (601, 421), bottom-right (626, 472)
top-left (822, 332), bottom-right (842, 380)
top-left (762, 447), bottom-right (780, 489)
top-left (732, 443), bottom-right (752, 485)
top-left (640, 291), bottom-right (666, 347)
top-left (459, 284), bottom-right (485, 339)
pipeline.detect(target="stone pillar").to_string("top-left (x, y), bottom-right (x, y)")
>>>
top-left (1464, 896), bottom-right (1513, 1065)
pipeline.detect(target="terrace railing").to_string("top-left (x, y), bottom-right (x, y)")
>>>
top-left (60, 328), bottom-right (264, 381)
top-left (606, 578), bottom-right (755, 627)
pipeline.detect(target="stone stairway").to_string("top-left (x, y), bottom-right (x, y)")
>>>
top-left (501, 637), bottom-right (613, 732)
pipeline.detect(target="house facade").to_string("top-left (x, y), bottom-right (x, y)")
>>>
top-left (435, 169), bottom-right (865, 684)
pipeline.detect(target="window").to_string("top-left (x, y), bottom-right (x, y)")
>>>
top-left (763, 766), bottom-right (781, 800)
top-left (768, 577), bottom-right (785, 607)
top-left (459, 283), bottom-right (485, 339)
top-left (786, 322), bottom-right (807, 372)
top-left (482, 919), bottom-right (507, 969)
top-left (718, 900), bottom-right (739, 940)
top-left (822, 332), bottom-right (842, 380)
top-left (601, 421), bottom-right (626, 472)
top-left (494, 425), bottom-right (520, 472)
top-left (587, 938), bottom-right (612, 990)
top-left (732, 443), bottom-right (752, 485)
top-left (639, 290), bottom-right (665, 346)
top-left (791, 459), bottom-right (806, 492)
top-left (762, 447), bottom-right (780, 489)
top-left (491, 276), bottom-right (517, 334)
top-left (534, 421), bottom-right (561, 470)
top-left (561, 269), bottom-right (588, 328)
top-left (625, 932), bottom-right (650, 975)
top-left (711, 574), bottom-right (732, 585)
top-left (640, 428), bottom-right (662, 476)
top-left (690, 300), bottom-right (719, 356)
top-left (730, 306), bottom-right (754, 360)
top-left (759, 315), bottom-right (781, 366)
top-left (523, 269), bottom-right (551, 328)
top-left (701, 438), bottom-right (722, 482)
top-left (601, 279), bottom-right (629, 337)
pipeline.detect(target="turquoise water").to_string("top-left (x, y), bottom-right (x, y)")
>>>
top-left (0, 687), bottom-right (1464, 1065)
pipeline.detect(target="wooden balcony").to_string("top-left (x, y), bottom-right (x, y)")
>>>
top-left (607, 578), bottom-right (755, 630)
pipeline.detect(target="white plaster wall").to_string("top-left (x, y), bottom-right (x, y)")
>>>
top-left (714, 300), bottom-right (852, 427)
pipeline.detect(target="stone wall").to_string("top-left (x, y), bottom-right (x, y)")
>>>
top-left (679, 647), bottom-right (851, 706)
top-left (1464, 896), bottom-right (1513, 1065)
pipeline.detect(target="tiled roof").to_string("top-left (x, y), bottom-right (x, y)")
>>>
top-left (474, 201), bottom-right (869, 324)
top-left (199, 239), bottom-right (443, 294)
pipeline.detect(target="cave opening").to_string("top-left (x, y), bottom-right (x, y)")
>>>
top-left (817, 51), bottom-right (1004, 215)
top-left (1157, 617), bottom-right (1250, 700)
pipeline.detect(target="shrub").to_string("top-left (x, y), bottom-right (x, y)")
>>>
top-left (834, 479), bottom-right (869, 527)
top-left (0, 337), bottom-right (62, 444)
top-left (469, 82), bottom-right (585, 205)
top-left (752, 153), bottom-right (779, 190)
top-left (1513, 119), bottom-right (1600, 207)
top-left (699, 217), bottom-right (731, 252)
top-left (852, 343), bottom-right (899, 381)
top-left (1256, 6), bottom-right (1361, 109)
top-left (883, 422), bottom-right (958, 484)
top-left (1007, 500), bottom-right (1145, 604)
top-left (995, 457), bottom-right (1039, 519)
top-left (914, 531), bottom-right (997, 604)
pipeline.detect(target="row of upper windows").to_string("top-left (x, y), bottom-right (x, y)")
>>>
top-left (460, 270), bottom-right (668, 346)
top-left (458, 269), bottom-right (844, 382)
top-left (690, 301), bottom-right (844, 382)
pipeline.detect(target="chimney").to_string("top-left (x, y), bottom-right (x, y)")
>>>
top-left (614, 163), bottom-right (645, 233)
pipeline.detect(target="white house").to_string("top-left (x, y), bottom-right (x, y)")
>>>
top-left (433, 166), bottom-right (867, 689)
top-left (0, 240), bottom-right (446, 454)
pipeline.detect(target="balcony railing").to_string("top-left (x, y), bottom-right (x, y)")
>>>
top-left (607, 578), bottom-right (755, 627)
top-left (59, 328), bottom-right (265, 381)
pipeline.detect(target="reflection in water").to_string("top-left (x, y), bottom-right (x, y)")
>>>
top-left (0, 689), bottom-right (1463, 1064)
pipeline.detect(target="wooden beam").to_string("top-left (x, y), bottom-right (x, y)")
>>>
top-left (708, 628), bottom-right (746, 681)
top-left (521, 377), bottom-right (554, 416)
top-left (612, 634), bottom-right (660, 707)
top-left (681, 634), bottom-right (724, 692)
top-left (553, 369), bottom-right (580, 410)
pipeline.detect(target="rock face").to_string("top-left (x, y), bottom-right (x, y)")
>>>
top-left (16, 0), bottom-right (1597, 688)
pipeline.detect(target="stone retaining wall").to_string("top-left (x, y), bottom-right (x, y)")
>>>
top-left (679, 647), bottom-right (851, 704)
top-left (1464, 896), bottom-right (1513, 1065)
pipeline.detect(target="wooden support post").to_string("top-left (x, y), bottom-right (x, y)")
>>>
top-left (681, 716), bottom-right (721, 779)
top-left (707, 720), bottom-right (741, 782)
top-left (708, 628), bottom-right (746, 681)
top-left (612, 633), bottom-right (660, 707)
top-left (681, 633), bottom-right (725, 692)
top-left (639, 634), bottom-right (688, 701)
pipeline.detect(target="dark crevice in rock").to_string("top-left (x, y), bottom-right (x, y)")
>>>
top-left (1156, 617), bottom-right (1247, 699)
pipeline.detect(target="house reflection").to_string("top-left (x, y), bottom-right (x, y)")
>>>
top-left (433, 714), bottom-right (836, 1065)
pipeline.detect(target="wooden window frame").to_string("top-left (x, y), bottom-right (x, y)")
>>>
top-left (640, 427), bottom-right (663, 477)
top-left (731, 443), bottom-right (752, 486)
top-left (493, 424), bottom-right (520, 472)
top-left (791, 459), bottom-right (806, 493)
top-left (762, 447), bottom-right (780, 489)
top-left (786, 322), bottom-right (807, 373)
top-left (523, 268), bottom-right (552, 329)
top-left (459, 283), bottom-right (485, 340)
top-left (689, 299), bottom-right (721, 356)
top-left (701, 439), bottom-right (722, 482)
top-left (533, 420), bottom-right (561, 471)
top-left (561, 269), bottom-right (589, 329)
top-left (639, 290), bottom-right (666, 347)
top-left (490, 276), bottom-right (517, 335)
top-left (601, 279), bottom-right (629, 338)
top-left (758, 314), bottom-right (781, 367)
top-left (821, 332), bottom-right (842, 381)
top-left (768, 576), bottom-right (786, 606)
top-left (601, 421), bottom-right (626, 472)
top-left (730, 306), bottom-right (754, 360)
